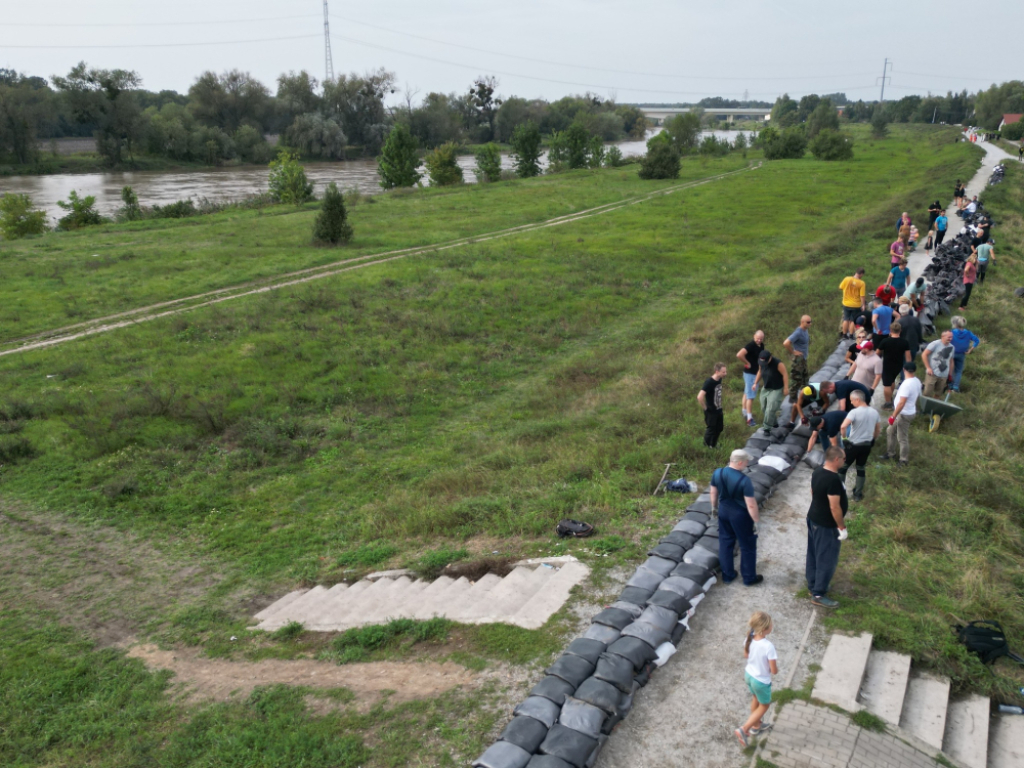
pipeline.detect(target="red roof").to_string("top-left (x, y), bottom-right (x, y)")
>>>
top-left (1002, 113), bottom-right (1023, 125)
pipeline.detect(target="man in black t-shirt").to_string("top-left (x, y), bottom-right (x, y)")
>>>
top-left (736, 330), bottom-right (765, 428)
top-left (697, 362), bottom-right (727, 448)
top-left (806, 445), bottom-right (848, 608)
top-left (877, 321), bottom-right (911, 409)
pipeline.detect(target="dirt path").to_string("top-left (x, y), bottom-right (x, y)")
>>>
top-left (0, 164), bottom-right (758, 359)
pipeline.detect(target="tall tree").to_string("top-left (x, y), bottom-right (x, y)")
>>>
top-left (770, 94), bottom-right (799, 127)
top-left (52, 61), bottom-right (145, 164)
top-left (323, 68), bottom-right (395, 154)
top-left (467, 76), bottom-right (502, 142)
top-left (0, 70), bottom-right (54, 164)
top-left (188, 70), bottom-right (270, 133)
top-left (276, 70), bottom-right (321, 130)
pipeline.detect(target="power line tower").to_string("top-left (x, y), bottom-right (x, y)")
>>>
top-left (877, 58), bottom-right (892, 103)
top-left (323, 0), bottom-right (334, 83)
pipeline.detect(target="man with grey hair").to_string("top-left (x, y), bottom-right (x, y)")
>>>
top-left (710, 449), bottom-right (762, 586)
top-left (837, 390), bottom-right (881, 502)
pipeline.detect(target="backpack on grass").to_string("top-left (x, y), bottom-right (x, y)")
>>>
top-left (556, 519), bottom-right (595, 538)
top-left (954, 620), bottom-right (1024, 666)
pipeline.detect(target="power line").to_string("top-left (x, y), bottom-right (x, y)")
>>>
top-left (0, 33), bottom-right (322, 49)
top-left (323, 1), bottom-right (334, 82)
top-left (0, 14), bottom-right (320, 28)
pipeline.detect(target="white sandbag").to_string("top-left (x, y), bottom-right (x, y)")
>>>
top-left (653, 641), bottom-right (677, 667)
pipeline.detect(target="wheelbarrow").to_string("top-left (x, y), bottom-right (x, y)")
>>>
top-left (918, 391), bottom-right (962, 432)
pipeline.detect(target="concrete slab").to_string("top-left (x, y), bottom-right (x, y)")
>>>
top-left (898, 671), bottom-right (950, 751)
top-left (430, 576), bottom-right (471, 619)
top-left (322, 577), bottom-right (395, 629)
top-left (253, 589), bottom-right (307, 622)
top-left (811, 632), bottom-right (873, 711)
top-left (513, 555), bottom-right (582, 567)
top-left (374, 578), bottom-right (428, 622)
top-left (365, 568), bottom-right (414, 581)
top-left (446, 573), bottom-right (502, 621)
top-left (357, 576), bottom-right (413, 625)
top-left (257, 585), bottom-right (328, 630)
top-left (467, 566), bottom-right (536, 622)
top-left (512, 560), bottom-right (591, 630)
top-left (408, 576), bottom-right (455, 619)
top-left (858, 649), bottom-right (911, 726)
top-left (988, 713), bottom-right (1024, 768)
top-left (942, 694), bottom-right (989, 768)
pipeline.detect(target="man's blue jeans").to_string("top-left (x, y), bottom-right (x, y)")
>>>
top-left (718, 505), bottom-right (758, 584)
top-left (952, 352), bottom-right (966, 391)
top-left (806, 519), bottom-right (842, 597)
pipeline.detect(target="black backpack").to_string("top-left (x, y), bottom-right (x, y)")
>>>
top-left (556, 519), bottom-right (595, 538)
top-left (954, 620), bottom-right (1023, 666)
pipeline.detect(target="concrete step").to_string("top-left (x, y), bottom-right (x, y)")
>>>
top-left (512, 561), bottom-right (591, 630)
top-left (942, 694), bottom-right (989, 768)
top-left (330, 577), bottom-right (398, 627)
top-left (306, 580), bottom-right (375, 631)
top-left (253, 589), bottom-right (306, 622)
top-left (430, 576), bottom-right (472, 619)
top-left (988, 713), bottom-right (1024, 768)
top-left (285, 583), bottom-right (352, 627)
top-left (258, 585), bottom-right (328, 630)
top-left (811, 633), bottom-right (873, 712)
top-left (357, 576), bottom-right (414, 626)
top-left (898, 671), bottom-right (950, 751)
top-left (858, 649), bottom-right (911, 727)
top-left (407, 576), bottom-right (455, 620)
top-left (446, 573), bottom-right (503, 621)
top-left (374, 578), bottom-right (429, 622)
top-left (472, 565), bottom-right (553, 624)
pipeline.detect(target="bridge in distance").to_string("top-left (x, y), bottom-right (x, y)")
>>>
top-left (638, 105), bottom-right (847, 124)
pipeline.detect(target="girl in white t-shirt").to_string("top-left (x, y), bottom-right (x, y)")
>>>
top-left (735, 611), bottom-right (779, 747)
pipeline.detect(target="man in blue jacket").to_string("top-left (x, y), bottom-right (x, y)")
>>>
top-left (949, 315), bottom-right (981, 393)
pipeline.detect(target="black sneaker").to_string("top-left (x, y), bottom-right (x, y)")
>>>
top-left (898, 460), bottom-right (908, 467)
top-left (853, 491), bottom-right (864, 501)
top-left (879, 454), bottom-right (893, 461)
top-left (744, 575), bottom-right (765, 586)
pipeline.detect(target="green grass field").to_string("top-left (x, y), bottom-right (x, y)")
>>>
top-left (3, 124), bottom-right (1020, 766)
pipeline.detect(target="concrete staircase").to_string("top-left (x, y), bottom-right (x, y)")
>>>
top-left (252, 557), bottom-right (590, 633)
top-left (811, 632), bottom-right (1024, 768)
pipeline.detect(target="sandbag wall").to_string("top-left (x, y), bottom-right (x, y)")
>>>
top-left (923, 230), bottom-right (977, 316)
top-left (472, 381), bottom-right (854, 768)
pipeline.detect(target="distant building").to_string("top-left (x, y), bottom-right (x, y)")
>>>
top-left (998, 113), bottom-right (1023, 130)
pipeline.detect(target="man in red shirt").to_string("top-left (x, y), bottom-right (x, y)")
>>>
top-left (875, 283), bottom-right (897, 306)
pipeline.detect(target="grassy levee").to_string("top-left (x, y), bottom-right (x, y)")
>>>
top-left (5, 124), bottom-right (1015, 766)
top-left (832, 160), bottom-right (1024, 703)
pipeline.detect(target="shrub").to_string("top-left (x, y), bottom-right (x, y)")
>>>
top-left (604, 146), bottom-right (624, 167)
top-left (55, 190), bottom-right (104, 230)
top-left (312, 182), bottom-right (353, 245)
top-left (119, 186), bottom-right (141, 221)
top-left (809, 129), bottom-right (854, 161)
top-left (638, 133), bottom-right (681, 179)
top-left (509, 120), bottom-right (542, 178)
top-left (699, 135), bottom-right (731, 157)
top-left (150, 199), bottom-right (197, 219)
top-left (548, 122), bottom-right (601, 172)
top-left (806, 100), bottom-right (840, 139)
top-left (474, 142), bottom-right (503, 183)
top-left (871, 110), bottom-right (889, 138)
top-left (271, 621), bottom-right (305, 641)
top-left (0, 435), bottom-right (35, 464)
top-left (662, 112), bottom-right (702, 154)
top-left (377, 122), bottom-right (422, 189)
top-left (733, 132), bottom-right (748, 150)
top-left (1002, 120), bottom-right (1024, 141)
top-left (423, 141), bottom-right (464, 187)
top-left (0, 193), bottom-right (47, 239)
top-left (762, 127), bottom-right (808, 160)
top-left (268, 150), bottom-right (314, 204)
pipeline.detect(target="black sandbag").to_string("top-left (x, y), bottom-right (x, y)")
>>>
top-left (558, 697), bottom-right (606, 739)
top-left (694, 535), bottom-right (718, 553)
top-left (783, 433), bottom-right (806, 447)
top-left (746, 475), bottom-right (773, 494)
top-left (767, 444), bottom-right (803, 460)
top-left (641, 556), bottom-right (676, 577)
top-left (682, 510), bottom-right (710, 525)
top-left (683, 546), bottom-right (719, 570)
top-left (546, 654), bottom-right (596, 687)
top-left (753, 489), bottom-right (767, 505)
top-left (474, 740), bottom-right (532, 768)
top-left (638, 604), bottom-right (679, 633)
top-left (573, 676), bottom-right (622, 715)
top-left (646, 589), bottom-right (691, 614)
top-left (625, 567), bottom-right (664, 591)
top-left (648, 542), bottom-right (685, 562)
top-left (657, 576), bottom-right (702, 600)
top-left (672, 519), bottom-right (705, 537)
top-left (660, 530), bottom-right (697, 549)
top-left (565, 638), bottom-right (606, 665)
top-left (530, 676), bottom-right (577, 705)
top-left (527, 756), bottom-right (574, 768)
top-left (606, 636), bottom-right (658, 669)
top-left (671, 562), bottom-right (713, 585)
top-left (671, 621), bottom-right (686, 645)
top-left (745, 436), bottom-right (771, 449)
top-left (591, 607), bottom-right (634, 631)
top-left (582, 623), bottom-right (621, 645)
top-left (744, 447), bottom-right (765, 461)
top-left (608, 600), bottom-right (643, 618)
top-left (633, 661), bottom-right (653, 687)
top-left (538, 724), bottom-right (598, 768)
top-left (686, 500), bottom-right (714, 514)
top-left (803, 450), bottom-right (824, 469)
top-left (618, 585), bottom-right (654, 605)
top-left (600, 713), bottom-right (622, 735)
top-left (790, 422), bottom-right (813, 437)
top-left (584, 735), bottom-right (607, 768)
top-left (501, 716), bottom-right (550, 753)
top-left (514, 696), bottom-right (561, 728)
top-left (752, 465), bottom-right (783, 482)
top-left (619, 621), bottom-right (671, 649)
top-left (704, 519), bottom-right (719, 536)
top-left (592, 652), bottom-right (635, 693)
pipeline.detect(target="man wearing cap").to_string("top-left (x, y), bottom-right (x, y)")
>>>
top-left (837, 390), bottom-right (881, 502)
top-left (697, 362), bottom-right (728, 448)
top-left (710, 449), bottom-right (763, 586)
top-left (847, 340), bottom-right (882, 395)
top-left (753, 349), bottom-right (788, 435)
top-left (882, 361), bottom-right (923, 466)
top-left (784, 315), bottom-right (812, 424)
top-left (807, 410), bottom-right (848, 452)
top-left (832, 379), bottom-right (872, 412)
top-left (794, 381), bottom-right (834, 423)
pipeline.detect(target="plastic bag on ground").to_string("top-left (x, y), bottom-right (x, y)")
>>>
top-left (545, 654), bottom-right (596, 687)
top-left (617, 586), bottom-right (654, 606)
top-left (538, 724), bottom-right (598, 768)
top-left (474, 740), bottom-right (532, 768)
top-left (653, 641), bottom-right (677, 667)
top-left (514, 696), bottom-right (561, 728)
top-left (648, 542), bottom-right (685, 562)
top-left (582, 623), bottom-right (621, 645)
top-left (683, 547), bottom-right (719, 571)
top-left (592, 652), bottom-right (635, 693)
top-left (646, 588), bottom-right (691, 614)
top-left (689, 592), bottom-right (705, 608)
top-left (641, 556), bottom-right (677, 577)
top-left (638, 604), bottom-right (679, 633)
top-left (557, 697), bottom-right (606, 739)
top-left (657, 575), bottom-right (703, 600)
top-left (565, 638), bottom-right (607, 665)
top-left (591, 607), bottom-right (635, 631)
top-left (625, 566), bottom-right (664, 591)
top-left (619, 621), bottom-right (671, 649)
top-left (572, 676), bottom-right (622, 715)
top-left (606, 636), bottom-right (658, 670)
top-left (501, 716), bottom-right (550, 753)
top-left (530, 676), bottom-right (577, 705)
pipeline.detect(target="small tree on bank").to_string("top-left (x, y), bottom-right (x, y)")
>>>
top-left (423, 141), bottom-right (464, 186)
top-left (548, 122), bottom-right (602, 172)
top-left (0, 193), bottom-right (47, 239)
top-left (638, 133), bottom-right (681, 179)
top-left (312, 182), bottom-right (352, 245)
top-left (268, 150), bottom-right (314, 204)
top-left (378, 122), bottom-right (422, 189)
top-left (509, 120), bottom-right (542, 178)
top-left (474, 142), bottom-right (503, 182)
top-left (56, 190), bottom-right (104, 230)
top-left (762, 127), bottom-right (808, 159)
top-left (809, 129), bottom-right (854, 160)
top-left (870, 110), bottom-right (889, 138)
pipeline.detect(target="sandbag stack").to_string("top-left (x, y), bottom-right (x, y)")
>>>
top-left (923, 232), bottom-right (974, 315)
top-left (988, 163), bottom-right (1005, 186)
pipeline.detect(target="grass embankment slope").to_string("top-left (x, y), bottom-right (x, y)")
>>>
top-left (2, 125), bottom-right (1010, 767)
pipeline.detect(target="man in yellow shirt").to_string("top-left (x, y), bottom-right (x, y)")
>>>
top-left (838, 268), bottom-right (867, 340)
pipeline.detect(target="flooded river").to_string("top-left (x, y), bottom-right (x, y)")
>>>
top-left (0, 131), bottom-right (750, 222)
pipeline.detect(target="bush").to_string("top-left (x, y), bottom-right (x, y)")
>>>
top-left (509, 120), bottom-right (542, 178)
top-left (809, 129), bottom-right (855, 161)
top-left (806, 100), bottom-right (840, 139)
top-left (423, 141), bottom-right (464, 187)
top-left (268, 150), bottom-right (314, 204)
top-left (870, 110), bottom-right (889, 138)
top-left (604, 146), bottom-right (624, 167)
top-left (662, 112), bottom-right (702, 154)
top-left (0, 193), bottom-right (47, 240)
top-left (1002, 120), bottom-right (1024, 141)
top-left (151, 199), bottom-right (197, 219)
top-left (762, 127), bottom-right (808, 160)
top-left (638, 133), bottom-right (681, 179)
top-left (311, 182), bottom-right (353, 245)
top-left (377, 122), bottom-right (422, 189)
top-left (548, 122), bottom-right (601, 172)
top-left (474, 142), bottom-right (502, 183)
top-left (119, 186), bottom-right (141, 221)
top-left (733, 132), bottom-right (748, 150)
top-left (699, 135), bottom-right (731, 157)
top-left (55, 190), bottom-right (104, 230)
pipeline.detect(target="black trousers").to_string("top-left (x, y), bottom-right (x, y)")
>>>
top-left (703, 409), bottom-right (724, 448)
top-left (961, 282), bottom-right (974, 308)
top-left (935, 229), bottom-right (947, 246)
top-left (839, 441), bottom-right (872, 476)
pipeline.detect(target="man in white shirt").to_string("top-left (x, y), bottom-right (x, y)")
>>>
top-left (882, 361), bottom-right (922, 466)
top-left (966, 196), bottom-right (978, 214)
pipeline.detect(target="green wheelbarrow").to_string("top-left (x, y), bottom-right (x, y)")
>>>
top-left (918, 392), bottom-right (962, 432)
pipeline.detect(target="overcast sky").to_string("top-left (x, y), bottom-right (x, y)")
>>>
top-left (2, 0), bottom-right (1019, 105)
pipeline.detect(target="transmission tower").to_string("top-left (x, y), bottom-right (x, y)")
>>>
top-left (323, 1), bottom-right (334, 83)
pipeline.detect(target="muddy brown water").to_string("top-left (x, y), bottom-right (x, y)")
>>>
top-left (1, 131), bottom-right (750, 221)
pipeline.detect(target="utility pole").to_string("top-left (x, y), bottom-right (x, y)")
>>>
top-left (323, 1), bottom-right (334, 83)
top-left (878, 58), bottom-right (892, 103)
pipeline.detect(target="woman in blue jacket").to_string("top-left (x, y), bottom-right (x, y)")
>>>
top-left (949, 315), bottom-right (981, 393)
